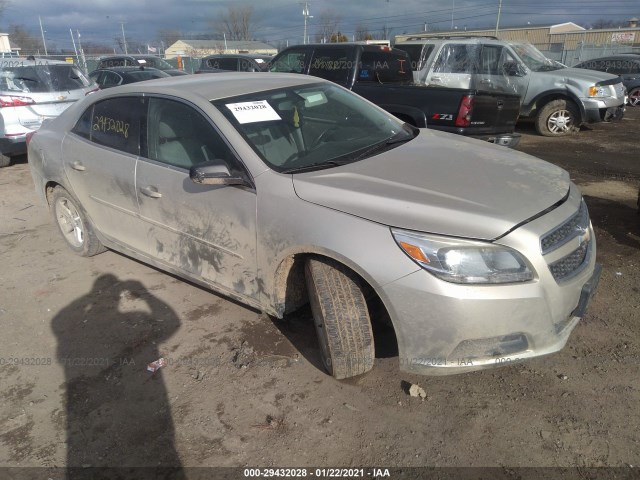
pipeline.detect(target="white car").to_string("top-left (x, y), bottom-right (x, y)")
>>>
top-left (0, 57), bottom-right (97, 167)
top-left (28, 73), bottom-right (601, 379)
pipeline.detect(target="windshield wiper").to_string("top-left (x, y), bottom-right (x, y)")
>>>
top-left (351, 126), bottom-right (416, 161)
top-left (281, 160), bottom-right (348, 174)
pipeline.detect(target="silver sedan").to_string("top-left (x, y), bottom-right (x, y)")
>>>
top-left (28, 73), bottom-right (600, 379)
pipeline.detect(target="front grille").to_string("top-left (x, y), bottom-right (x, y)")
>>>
top-left (541, 200), bottom-right (591, 282)
top-left (541, 201), bottom-right (588, 254)
top-left (549, 242), bottom-right (589, 281)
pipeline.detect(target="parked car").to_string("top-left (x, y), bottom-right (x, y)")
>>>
top-left (573, 54), bottom-right (640, 107)
top-left (270, 43), bottom-right (521, 147)
top-left (96, 55), bottom-right (188, 76)
top-left (195, 54), bottom-right (273, 73)
top-left (0, 57), bottom-right (97, 167)
top-left (396, 36), bottom-right (626, 136)
top-left (89, 66), bottom-right (170, 89)
top-left (28, 73), bottom-right (600, 379)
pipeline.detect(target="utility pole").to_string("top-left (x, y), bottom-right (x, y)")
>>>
top-left (70, 28), bottom-right (78, 59)
top-left (302, 2), bottom-right (312, 45)
top-left (495, 0), bottom-right (503, 36)
top-left (120, 22), bottom-right (128, 54)
top-left (39, 16), bottom-right (48, 55)
top-left (77, 31), bottom-right (87, 73)
top-left (451, 0), bottom-right (455, 30)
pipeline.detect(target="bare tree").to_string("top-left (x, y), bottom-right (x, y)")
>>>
top-left (354, 24), bottom-right (373, 41)
top-left (589, 19), bottom-right (627, 29)
top-left (214, 6), bottom-right (256, 41)
top-left (314, 10), bottom-right (341, 43)
top-left (8, 24), bottom-right (41, 55)
top-left (157, 28), bottom-right (182, 48)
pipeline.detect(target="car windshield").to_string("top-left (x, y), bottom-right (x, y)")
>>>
top-left (509, 42), bottom-right (564, 72)
top-left (214, 82), bottom-right (415, 173)
top-left (0, 63), bottom-right (92, 93)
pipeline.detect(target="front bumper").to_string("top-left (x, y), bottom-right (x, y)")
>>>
top-left (583, 98), bottom-right (625, 123)
top-left (379, 187), bottom-right (599, 375)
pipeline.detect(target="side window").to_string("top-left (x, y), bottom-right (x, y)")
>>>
top-left (239, 58), bottom-right (258, 72)
top-left (146, 98), bottom-right (236, 170)
top-left (90, 97), bottom-right (143, 155)
top-left (432, 44), bottom-right (479, 74)
top-left (309, 49), bottom-right (350, 84)
top-left (72, 106), bottom-right (93, 140)
top-left (270, 50), bottom-right (307, 73)
top-left (359, 51), bottom-right (412, 84)
top-left (217, 58), bottom-right (239, 71)
top-left (101, 71), bottom-right (122, 88)
top-left (607, 60), bottom-right (631, 75)
top-left (480, 45), bottom-right (503, 75)
top-left (630, 61), bottom-right (640, 74)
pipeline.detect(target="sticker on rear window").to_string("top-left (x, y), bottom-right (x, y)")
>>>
top-left (226, 100), bottom-right (281, 124)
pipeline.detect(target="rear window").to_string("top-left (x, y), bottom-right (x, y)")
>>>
top-left (0, 63), bottom-right (92, 93)
top-left (358, 51), bottom-right (413, 84)
top-left (309, 49), bottom-right (350, 84)
top-left (127, 70), bottom-right (167, 81)
top-left (396, 44), bottom-right (434, 71)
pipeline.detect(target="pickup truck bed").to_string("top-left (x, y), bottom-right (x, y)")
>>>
top-left (269, 43), bottom-right (521, 147)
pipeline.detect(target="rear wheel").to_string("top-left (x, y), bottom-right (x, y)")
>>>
top-left (535, 99), bottom-right (580, 137)
top-left (628, 87), bottom-right (640, 107)
top-left (51, 186), bottom-right (106, 257)
top-left (305, 257), bottom-right (375, 379)
top-left (0, 154), bottom-right (11, 168)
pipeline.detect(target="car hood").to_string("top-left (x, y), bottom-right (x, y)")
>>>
top-left (292, 130), bottom-right (570, 240)
top-left (542, 67), bottom-right (620, 84)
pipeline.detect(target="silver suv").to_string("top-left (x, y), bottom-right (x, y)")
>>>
top-left (397, 37), bottom-right (626, 136)
top-left (1, 58), bottom-right (97, 167)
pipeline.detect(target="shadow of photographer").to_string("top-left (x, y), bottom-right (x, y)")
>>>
top-left (52, 273), bottom-right (185, 478)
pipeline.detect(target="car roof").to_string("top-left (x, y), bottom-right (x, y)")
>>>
top-left (92, 72), bottom-right (325, 102)
top-left (578, 54), bottom-right (640, 61)
top-left (91, 66), bottom-right (166, 74)
top-left (2, 57), bottom-right (77, 66)
top-left (99, 54), bottom-right (160, 60)
top-left (203, 54), bottom-right (273, 60)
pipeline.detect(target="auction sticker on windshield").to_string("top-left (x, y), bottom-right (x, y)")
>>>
top-left (226, 100), bottom-right (281, 124)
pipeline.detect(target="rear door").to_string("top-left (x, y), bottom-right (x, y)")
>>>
top-left (135, 96), bottom-right (259, 299)
top-left (425, 43), bottom-right (478, 89)
top-left (62, 96), bottom-right (144, 247)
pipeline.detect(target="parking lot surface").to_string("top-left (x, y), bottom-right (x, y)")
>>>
top-left (0, 108), bottom-right (639, 471)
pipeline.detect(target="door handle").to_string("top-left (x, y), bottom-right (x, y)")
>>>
top-left (141, 186), bottom-right (162, 198)
top-left (70, 161), bottom-right (85, 171)
top-left (480, 79), bottom-right (491, 84)
top-left (431, 76), bottom-right (442, 81)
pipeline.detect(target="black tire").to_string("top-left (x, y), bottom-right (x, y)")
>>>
top-left (628, 87), bottom-right (640, 107)
top-left (0, 154), bottom-right (11, 168)
top-left (51, 186), bottom-right (106, 257)
top-left (535, 99), bottom-right (580, 137)
top-left (305, 257), bottom-right (374, 379)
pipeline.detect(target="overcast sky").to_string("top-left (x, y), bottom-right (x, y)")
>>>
top-left (3, 0), bottom-right (638, 52)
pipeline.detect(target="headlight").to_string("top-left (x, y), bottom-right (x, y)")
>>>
top-left (588, 85), bottom-right (610, 98)
top-left (391, 228), bottom-right (535, 284)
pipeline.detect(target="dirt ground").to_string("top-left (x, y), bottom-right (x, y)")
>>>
top-left (0, 108), bottom-right (639, 476)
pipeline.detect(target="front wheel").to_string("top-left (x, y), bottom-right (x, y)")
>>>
top-left (628, 87), bottom-right (640, 107)
top-left (305, 257), bottom-right (375, 379)
top-left (535, 99), bottom-right (580, 137)
top-left (51, 186), bottom-right (106, 257)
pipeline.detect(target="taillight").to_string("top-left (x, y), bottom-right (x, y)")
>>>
top-left (455, 95), bottom-right (474, 127)
top-left (26, 131), bottom-right (36, 147)
top-left (0, 95), bottom-right (36, 107)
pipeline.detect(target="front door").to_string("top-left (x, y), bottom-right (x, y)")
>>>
top-left (135, 97), bottom-right (259, 300)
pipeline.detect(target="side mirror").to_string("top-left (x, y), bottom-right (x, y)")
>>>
top-left (189, 163), bottom-right (248, 186)
top-left (503, 61), bottom-right (524, 77)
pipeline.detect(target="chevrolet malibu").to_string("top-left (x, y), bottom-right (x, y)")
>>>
top-left (28, 73), bottom-right (601, 379)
